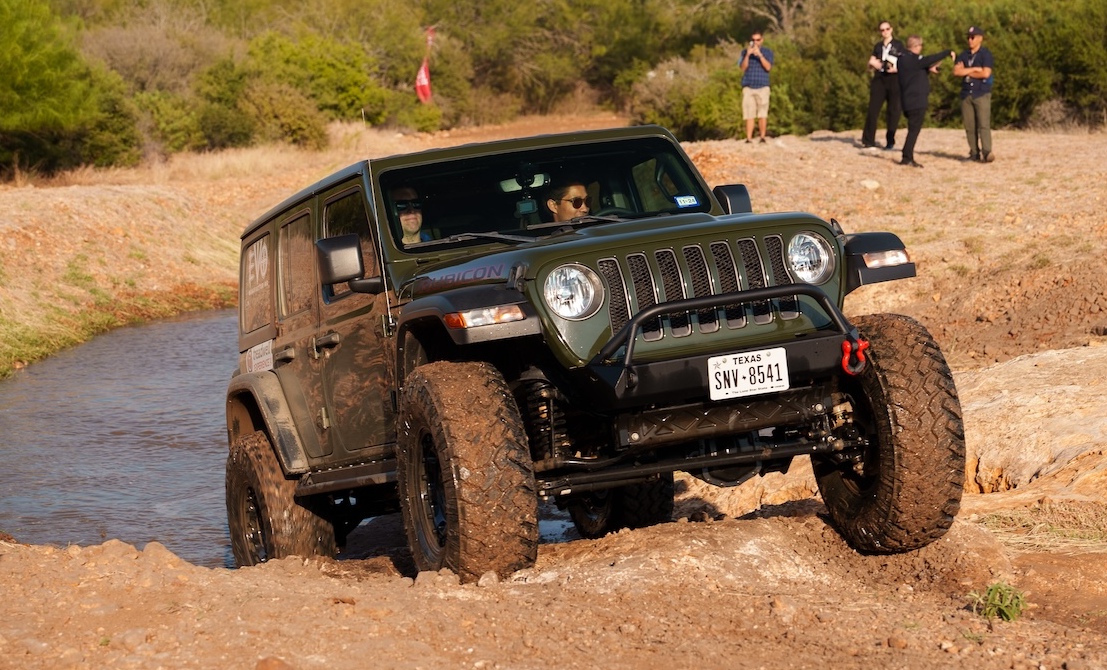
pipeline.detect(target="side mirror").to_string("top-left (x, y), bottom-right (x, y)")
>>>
top-left (315, 234), bottom-right (384, 294)
top-left (316, 234), bottom-right (389, 294)
top-left (713, 184), bottom-right (753, 215)
top-left (316, 234), bottom-right (363, 284)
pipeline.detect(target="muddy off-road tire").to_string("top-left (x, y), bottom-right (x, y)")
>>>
top-left (397, 361), bottom-right (539, 582)
top-left (225, 430), bottom-right (337, 566)
top-left (568, 474), bottom-right (675, 539)
top-left (813, 313), bottom-right (965, 553)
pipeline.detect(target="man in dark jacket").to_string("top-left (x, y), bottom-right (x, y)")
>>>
top-left (897, 35), bottom-right (954, 168)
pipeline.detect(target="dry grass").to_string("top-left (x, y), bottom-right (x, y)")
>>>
top-left (977, 500), bottom-right (1107, 553)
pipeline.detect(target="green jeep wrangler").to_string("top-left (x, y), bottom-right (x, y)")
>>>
top-left (225, 126), bottom-right (965, 581)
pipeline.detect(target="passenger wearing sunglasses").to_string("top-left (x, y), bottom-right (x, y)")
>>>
top-left (545, 180), bottom-right (592, 222)
top-left (391, 186), bottom-right (432, 246)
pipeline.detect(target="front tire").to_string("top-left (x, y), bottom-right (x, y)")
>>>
top-left (397, 361), bottom-right (539, 582)
top-left (813, 314), bottom-right (965, 553)
top-left (225, 430), bottom-right (336, 566)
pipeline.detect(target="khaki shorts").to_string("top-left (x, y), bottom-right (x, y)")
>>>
top-left (742, 86), bottom-right (771, 119)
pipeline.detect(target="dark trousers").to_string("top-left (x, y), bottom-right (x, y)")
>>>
top-left (862, 74), bottom-right (902, 147)
top-left (901, 107), bottom-right (925, 163)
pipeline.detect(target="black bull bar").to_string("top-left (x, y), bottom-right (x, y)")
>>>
top-left (589, 283), bottom-right (870, 391)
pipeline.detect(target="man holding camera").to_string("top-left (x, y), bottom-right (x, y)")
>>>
top-left (861, 21), bottom-right (906, 151)
top-left (739, 32), bottom-right (774, 144)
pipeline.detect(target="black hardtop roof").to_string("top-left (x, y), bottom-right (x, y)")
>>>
top-left (240, 125), bottom-right (680, 239)
top-left (368, 124), bottom-right (678, 171)
top-left (241, 161), bottom-right (369, 239)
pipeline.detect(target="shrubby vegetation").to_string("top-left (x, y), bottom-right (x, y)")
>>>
top-left (1, 0), bottom-right (1104, 176)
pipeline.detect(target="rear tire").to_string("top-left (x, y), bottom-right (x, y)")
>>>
top-left (813, 314), bottom-right (965, 553)
top-left (568, 474), bottom-right (675, 539)
top-left (225, 430), bottom-right (337, 566)
top-left (397, 361), bottom-right (539, 582)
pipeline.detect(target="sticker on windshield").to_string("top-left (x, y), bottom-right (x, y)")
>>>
top-left (675, 195), bottom-right (699, 208)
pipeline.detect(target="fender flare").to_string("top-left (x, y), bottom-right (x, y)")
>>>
top-left (396, 284), bottom-right (542, 346)
top-left (226, 371), bottom-right (313, 474)
top-left (394, 284), bottom-right (543, 387)
top-left (843, 232), bottom-right (917, 295)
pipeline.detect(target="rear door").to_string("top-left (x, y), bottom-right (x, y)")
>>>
top-left (271, 209), bottom-right (334, 459)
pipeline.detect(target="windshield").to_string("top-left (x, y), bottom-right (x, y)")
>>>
top-left (379, 137), bottom-right (711, 251)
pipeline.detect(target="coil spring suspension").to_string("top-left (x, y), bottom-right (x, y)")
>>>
top-left (520, 380), bottom-right (573, 462)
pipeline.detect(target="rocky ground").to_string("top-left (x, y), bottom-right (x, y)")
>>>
top-left (1, 116), bottom-right (1106, 669)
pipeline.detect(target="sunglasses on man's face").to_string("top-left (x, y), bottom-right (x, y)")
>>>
top-left (395, 200), bottom-right (422, 213)
top-left (558, 196), bottom-right (591, 209)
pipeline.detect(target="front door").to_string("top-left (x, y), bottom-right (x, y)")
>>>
top-left (316, 185), bottom-right (396, 459)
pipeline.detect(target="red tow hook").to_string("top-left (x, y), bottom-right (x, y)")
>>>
top-left (841, 337), bottom-right (870, 376)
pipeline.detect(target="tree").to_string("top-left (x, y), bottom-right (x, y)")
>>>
top-left (0, 0), bottom-right (101, 174)
top-left (683, 0), bottom-right (817, 36)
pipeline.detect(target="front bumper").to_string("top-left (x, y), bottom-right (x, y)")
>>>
top-left (578, 284), bottom-right (863, 409)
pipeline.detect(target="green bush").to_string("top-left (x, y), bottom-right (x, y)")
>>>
top-left (246, 32), bottom-right (383, 121)
top-left (393, 101), bottom-right (444, 133)
top-left (133, 91), bottom-right (206, 154)
top-left (238, 80), bottom-right (327, 149)
top-left (630, 57), bottom-right (714, 140)
top-left (198, 104), bottom-right (256, 150)
top-left (195, 56), bottom-right (250, 109)
top-left (78, 66), bottom-right (142, 167)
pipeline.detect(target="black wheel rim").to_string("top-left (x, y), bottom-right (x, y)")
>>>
top-left (575, 491), bottom-right (611, 524)
top-left (414, 431), bottom-right (448, 562)
top-left (569, 490), bottom-right (614, 537)
top-left (242, 486), bottom-right (269, 563)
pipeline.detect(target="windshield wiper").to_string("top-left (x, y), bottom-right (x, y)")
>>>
top-left (410, 231), bottom-right (533, 247)
top-left (526, 215), bottom-right (622, 231)
top-left (528, 211), bottom-right (670, 232)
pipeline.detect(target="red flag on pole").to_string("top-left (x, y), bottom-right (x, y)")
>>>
top-left (415, 58), bottom-right (432, 103)
top-left (415, 27), bottom-right (435, 104)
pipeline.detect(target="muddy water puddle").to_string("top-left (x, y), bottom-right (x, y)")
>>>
top-left (0, 310), bottom-right (237, 567)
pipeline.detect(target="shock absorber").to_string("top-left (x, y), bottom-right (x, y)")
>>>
top-left (519, 379), bottom-right (572, 462)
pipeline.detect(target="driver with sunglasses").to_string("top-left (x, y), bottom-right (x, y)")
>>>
top-left (391, 186), bottom-right (432, 246)
top-left (545, 179), bottom-right (591, 222)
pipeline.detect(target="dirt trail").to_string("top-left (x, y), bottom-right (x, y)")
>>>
top-left (2, 116), bottom-right (1107, 669)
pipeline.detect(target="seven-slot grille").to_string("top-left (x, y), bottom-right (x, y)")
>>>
top-left (596, 236), bottom-right (799, 341)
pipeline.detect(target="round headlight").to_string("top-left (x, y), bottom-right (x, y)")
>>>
top-left (543, 264), bottom-right (604, 320)
top-left (787, 233), bottom-right (835, 284)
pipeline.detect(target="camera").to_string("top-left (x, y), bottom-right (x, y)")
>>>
top-left (882, 61), bottom-right (892, 72)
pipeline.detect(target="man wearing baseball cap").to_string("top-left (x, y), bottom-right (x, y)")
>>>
top-left (953, 26), bottom-right (995, 162)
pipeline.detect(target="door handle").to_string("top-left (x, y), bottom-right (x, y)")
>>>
top-left (315, 332), bottom-right (341, 348)
top-left (314, 332), bottom-right (341, 350)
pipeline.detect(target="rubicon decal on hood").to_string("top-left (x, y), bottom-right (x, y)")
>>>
top-left (413, 263), bottom-right (508, 293)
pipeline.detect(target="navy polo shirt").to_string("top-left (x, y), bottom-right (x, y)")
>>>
top-left (956, 46), bottom-right (994, 98)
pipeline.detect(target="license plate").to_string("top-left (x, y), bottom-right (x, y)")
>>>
top-left (708, 347), bottom-right (790, 400)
